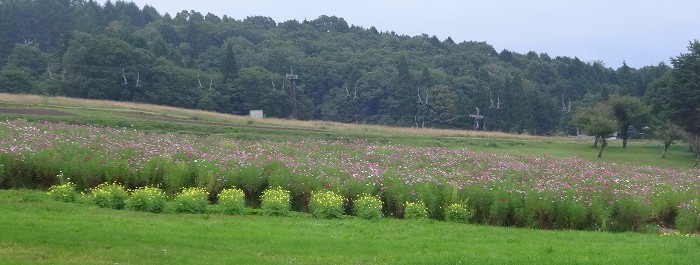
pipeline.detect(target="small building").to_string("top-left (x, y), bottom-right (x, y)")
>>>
top-left (249, 110), bottom-right (264, 119)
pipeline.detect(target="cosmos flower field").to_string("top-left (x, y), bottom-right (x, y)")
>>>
top-left (1, 119), bottom-right (699, 232)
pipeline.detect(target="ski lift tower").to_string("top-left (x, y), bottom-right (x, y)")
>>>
top-left (469, 107), bottom-right (484, 130)
top-left (286, 69), bottom-right (299, 120)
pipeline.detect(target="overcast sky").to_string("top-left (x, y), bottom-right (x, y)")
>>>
top-left (113, 0), bottom-right (699, 69)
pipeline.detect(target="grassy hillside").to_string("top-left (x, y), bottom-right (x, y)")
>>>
top-left (1, 190), bottom-right (699, 265)
top-left (0, 93), bottom-right (695, 169)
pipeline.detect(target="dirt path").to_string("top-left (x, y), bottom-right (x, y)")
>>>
top-left (0, 107), bottom-right (73, 116)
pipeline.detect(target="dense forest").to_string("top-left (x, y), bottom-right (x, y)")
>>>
top-left (0, 0), bottom-right (684, 136)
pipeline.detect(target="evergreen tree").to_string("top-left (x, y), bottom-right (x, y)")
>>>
top-left (220, 43), bottom-right (239, 81)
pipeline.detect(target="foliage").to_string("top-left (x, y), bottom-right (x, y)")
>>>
top-left (608, 94), bottom-right (651, 148)
top-left (90, 182), bottom-right (128, 209)
top-left (217, 187), bottom-right (246, 215)
top-left (171, 187), bottom-right (209, 214)
top-left (309, 190), bottom-right (345, 219)
top-left (2, 119), bottom-right (700, 232)
top-left (668, 40), bottom-right (700, 136)
top-left (573, 103), bottom-right (617, 157)
top-left (47, 182), bottom-right (78, 203)
top-left (5, 189), bottom-right (700, 265)
top-left (656, 120), bottom-right (686, 158)
top-left (609, 196), bottom-right (649, 232)
top-left (444, 203), bottom-right (472, 223)
top-left (403, 201), bottom-right (428, 220)
top-left (125, 186), bottom-right (167, 213)
top-left (675, 200), bottom-right (700, 234)
top-left (0, 0), bottom-right (671, 134)
top-left (260, 186), bottom-right (291, 216)
top-left (353, 194), bottom-right (383, 220)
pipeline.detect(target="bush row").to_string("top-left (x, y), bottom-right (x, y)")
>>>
top-left (46, 180), bottom-right (700, 234)
top-left (47, 182), bottom-right (384, 219)
top-left (12, 154), bottom-right (700, 233)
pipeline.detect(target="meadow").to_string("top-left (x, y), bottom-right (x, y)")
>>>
top-left (1, 118), bottom-right (699, 232)
top-left (2, 94), bottom-right (700, 264)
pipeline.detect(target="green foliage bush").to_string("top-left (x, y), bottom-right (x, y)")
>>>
top-left (217, 188), bottom-right (246, 215)
top-left (524, 192), bottom-right (556, 229)
top-left (609, 196), bottom-right (649, 232)
top-left (403, 201), bottom-right (428, 220)
top-left (261, 186), bottom-right (291, 216)
top-left (90, 182), bottom-right (128, 209)
top-left (309, 190), bottom-right (345, 219)
top-left (163, 161), bottom-right (195, 195)
top-left (353, 194), bottom-right (383, 220)
top-left (675, 200), bottom-right (700, 234)
top-left (445, 203), bottom-right (472, 223)
top-left (126, 186), bottom-right (167, 213)
top-left (649, 190), bottom-right (683, 227)
top-left (489, 192), bottom-right (526, 227)
top-left (47, 182), bottom-right (78, 203)
top-left (553, 199), bottom-right (590, 230)
top-left (172, 187), bottom-right (209, 214)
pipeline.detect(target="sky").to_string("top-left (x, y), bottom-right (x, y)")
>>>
top-left (113, 0), bottom-right (699, 69)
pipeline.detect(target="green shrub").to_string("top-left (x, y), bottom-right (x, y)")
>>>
top-left (489, 196), bottom-right (510, 226)
top-left (403, 201), bottom-right (428, 220)
top-left (675, 200), bottom-right (700, 234)
top-left (261, 186), bottom-right (291, 216)
top-left (90, 182), bottom-right (128, 209)
top-left (309, 190), bottom-right (345, 219)
top-left (126, 186), bottom-right (167, 213)
top-left (524, 192), bottom-right (556, 229)
top-left (353, 194), bottom-right (383, 220)
top-left (172, 187), bottom-right (209, 214)
top-left (218, 188), bottom-right (246, 215)
top-left (445, 203), bottom-right (472, 223)
top-left (47, 182), bottom-right (78, 203)
top-left (553, 199), bottom-right (590, 230)
top-left (649, 190), bottom-right (683, 227)
top-left (609, 196), bottom-right (649, 232)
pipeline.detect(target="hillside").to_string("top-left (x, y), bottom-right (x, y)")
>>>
top-left (1, 93), bottom-right (695, 169)
top-left (0, 0), bottom-right (672, 135)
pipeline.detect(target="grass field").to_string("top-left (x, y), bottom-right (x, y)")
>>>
top-left (1, 189), bottom-right (699, 265)
top-left (1, 94), bottom-right (700, 264)
top-left (1, 93), bottom-right (695, 169)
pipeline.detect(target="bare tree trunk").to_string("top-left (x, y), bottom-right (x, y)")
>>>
top-left (695, 154), bottom-right (699, 168)
top-left (597, 139), bottom-right (607, 158)
top-left (593, 136), bottom-right (599, 148)
top-left (622, 137), bottom-right (628, 149)
top-left (662, 146), bottom-right (668, 158)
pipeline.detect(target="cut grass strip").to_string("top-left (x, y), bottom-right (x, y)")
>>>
top-left (1, 190), bottom-right (698, 265)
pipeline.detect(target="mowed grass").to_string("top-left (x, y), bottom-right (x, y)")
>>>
top-left (0, 93), bottom-right (695, 169)
top-left (1, 190), bottom-right (699, 265)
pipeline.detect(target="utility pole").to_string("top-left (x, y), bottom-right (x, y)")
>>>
top-left (469, 107), bottom-right (484, 130)
top-left (286, 69), bottom-right (299, 119)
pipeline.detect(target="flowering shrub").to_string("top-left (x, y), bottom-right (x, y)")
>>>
top-left (47, 182), bottom-right (78, 203)
top-left (218, 188), bottom-right (246, 215)
top-left (261, 187), bottom-right (290, 216)
top-left (126, 186), bottom-right (167, 213)
top-left (309, 190), bottom-right (345, 219)
top-left (404, 201), bottom-right (428, 220)
top-left (445, 203), bottom-right (472, 223)
top-left (172, 187), bottom-right (209, 214)
top-left (353, 194), bottom-right (383, 220)
top-left (90, 182), bottom-right (128, 209)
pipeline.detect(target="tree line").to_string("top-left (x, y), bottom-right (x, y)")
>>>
top-left (0, 0), bottom-right (690, 143)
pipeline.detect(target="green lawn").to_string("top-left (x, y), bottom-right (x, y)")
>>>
top-left (1, 190), bottom-right (698, 265)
